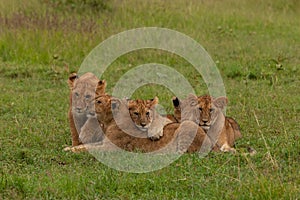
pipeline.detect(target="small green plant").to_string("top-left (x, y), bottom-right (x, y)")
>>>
top-left (44, 0), bottom-right (110, 13)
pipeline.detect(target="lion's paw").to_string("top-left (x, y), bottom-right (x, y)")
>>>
top-left (63, 146), bottom-right (72, 152)
top-left (148, 129), bottom-right (164, 141)
top-left (220, 143), bottom-right (236, 154)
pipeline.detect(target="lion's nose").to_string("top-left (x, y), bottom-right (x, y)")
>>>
top-left (140, 122), bottom-right (147, 127)
top-left (202, 120), bottom-right (208, 124)
top-left (76, 108), bottom-right (83, 113)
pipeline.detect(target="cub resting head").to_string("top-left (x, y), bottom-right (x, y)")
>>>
top-left (127, 97), bottom-right (172, 140)
top-left (81, 94), bottom-right (210, 153)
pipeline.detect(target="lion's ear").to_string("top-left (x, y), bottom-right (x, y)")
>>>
top-left (149, 96), bottom-right (159, 108)
top-left (96, 80), bottom-right (106, 95)
top-left (187, 93), bottom-right (198, 107)
top-left (111, 98), bottom-right (122, 110)
top-left (213, 96), bottom-right (228, 109)
top-left (127, 99), bottom-right (135, 110)
top-left (172, 96), bottom-right (180, 108)
top-left (68, 72), bottom-right (78, 89)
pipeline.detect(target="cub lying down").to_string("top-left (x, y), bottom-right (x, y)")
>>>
top-left (127, 97), bottom-right (172, 140)
top-left (78, 91), bottom-right (172, 144)
top-left (66, 93), bottom-right (212, 154)
top-left (171, 94), bottom-right (242, 153)
top-left (103, 96), bottom-right (211, 153)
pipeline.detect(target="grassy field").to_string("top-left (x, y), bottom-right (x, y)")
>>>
top-left (0, 0), bottom-right (299, 199)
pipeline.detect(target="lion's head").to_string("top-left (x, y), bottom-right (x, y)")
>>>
top-left (68, 72), bottom-right (106, 115)
top-left (127, 97), bottom-right (159, 132)
top-left (197, 95), bottom-right (227, 132)
top-left (172, 94), bottom-right (228, 132)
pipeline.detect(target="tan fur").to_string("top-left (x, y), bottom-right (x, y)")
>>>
top-left (64, 93), bottom-right (111, 152)
top-left (78, 117), bottom-right (104, 144)
top-left (66, 94), bottom-right (211, 153)
top-left (165, 114), bottom-right (179, 123)
top-left (67, 72), bottom-right (106, 146)
top-left (78, 93), bottom-right (113, 145)
top-left (172, 94), bottom-right (242, 153)
top-left (127, 97), bottom-right (172, 140)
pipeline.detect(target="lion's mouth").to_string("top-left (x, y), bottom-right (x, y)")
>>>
top-left (87, 112), bottom-right (96, 118)
top-left (73, 108), bottom-right (84, 114)
top-left (136, 125), bottom-right (148, 132)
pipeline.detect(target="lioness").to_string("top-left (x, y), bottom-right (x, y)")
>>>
top-left (172, 94), bottom-right (242, 153)
top-left (66, 91), bottom-right (211, 153)
top-left (67, 72), bottom-right (106, 146)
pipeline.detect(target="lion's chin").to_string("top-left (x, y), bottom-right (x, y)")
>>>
top-left (136, 126), bottom-right (148, 132)
top-left (201, 125), bottom-right (210, 131)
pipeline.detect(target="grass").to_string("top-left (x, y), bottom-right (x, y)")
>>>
top-left (0, 0), bottom-right (299, 199)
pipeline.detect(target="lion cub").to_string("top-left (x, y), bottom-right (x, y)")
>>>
top-left (67, 72), bottom-right (106, 146)
top-left (81, 95), bottom-right (172, 142)
top-left (78, 94), bottom-right (112, 144)
top-left (171, 94), bottom-right (242, 153)
top-left (127, 97), bottom-right (172, 140)
top-left (69, 94), bottom-right (177, 152)
top-left (67, 91), bottom-right (211, 153)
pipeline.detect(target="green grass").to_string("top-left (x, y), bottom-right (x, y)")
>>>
top-left (0, 0), bottom-right (299, 199)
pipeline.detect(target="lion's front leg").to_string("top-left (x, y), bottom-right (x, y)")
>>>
top-left (148, 117), bottom-right (172, 140)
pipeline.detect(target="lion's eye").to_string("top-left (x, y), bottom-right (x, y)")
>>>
top-left (199, 107), bottom-right (202, 111)
top-left (133, 112), bottom-right (139, 116)
top-left (75, 92), bottom-right (79, 97)
top-left (209, 108), bottom-right (214, 112)
top-left (85, 95), bottom-right (91, 99)
top-left (96, 100), bottom-right (102, 104)
top-left (146, 111), bottom-right (150, 116)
